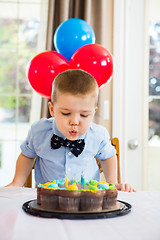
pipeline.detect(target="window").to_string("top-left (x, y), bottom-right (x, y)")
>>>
top-left (0, 0), bottom-right (48, 186)
top-left (148, 22), bottom-right (160, 145)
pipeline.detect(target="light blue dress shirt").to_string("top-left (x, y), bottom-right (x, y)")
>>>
top-left (20, 117), bottom-right (116, 184)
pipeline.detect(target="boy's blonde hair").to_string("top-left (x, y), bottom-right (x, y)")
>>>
top-left (51, 69), bottom-right (98, 105)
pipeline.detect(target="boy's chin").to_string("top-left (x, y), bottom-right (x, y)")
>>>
top-left (65, 133), bottom-right (82, 141)
top-left (66, 136), bottom-right (79, 141)
top-left (66, 131), bottom-right (79, 140)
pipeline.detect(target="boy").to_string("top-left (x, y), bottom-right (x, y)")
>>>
top-left (7, 69), bottom-right (135, 192)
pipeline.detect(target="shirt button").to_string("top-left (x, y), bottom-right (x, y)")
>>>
top-left (68, 152), bottom-right (72, 156)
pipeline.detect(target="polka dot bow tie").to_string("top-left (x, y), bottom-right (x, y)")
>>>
top-left (51, 134), bottom-right (85, 157)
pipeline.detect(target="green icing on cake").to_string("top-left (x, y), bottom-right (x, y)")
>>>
top-left (39, 179), bottom-right (116, 192)
top-left (88, 180), bottom-right (98, 186)
top-left (88, 185), bottom-right (98, 191)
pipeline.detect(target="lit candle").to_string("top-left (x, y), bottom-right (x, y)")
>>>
top-left (65, 176), bottom-right (68, 188)
top-left (81, 171), bottom-right (85, 189)
top-left (81, 173), bottom-right (83, 186)
top-left (83, 176), bottom-right (85, 189)
top-left (71, 177), bottom-right (74, 185)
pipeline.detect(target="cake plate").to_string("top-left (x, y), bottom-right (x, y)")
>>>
top-left (22, 200), bottom-right (132, 219)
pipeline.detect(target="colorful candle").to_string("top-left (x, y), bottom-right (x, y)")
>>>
top-left (83, 176), bottom-right (85, 189)
top-left (81, 171), bottom-right (85, 189)
top-left (81, 173), bottom-right (83, 186)
top-left (65, 176), bottom-right (68, 188)
top-left (70, 177), bottom-right (74, 185)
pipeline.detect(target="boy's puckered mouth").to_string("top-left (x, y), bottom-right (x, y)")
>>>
top-left (69, 130), bottom-right (78, 136)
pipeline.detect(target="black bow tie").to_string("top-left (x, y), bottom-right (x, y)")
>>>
top-left (51, 134), bottom-right (85, 157)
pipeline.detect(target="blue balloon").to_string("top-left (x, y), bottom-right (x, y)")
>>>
top-left (54, 18), bottom-right (95, 61)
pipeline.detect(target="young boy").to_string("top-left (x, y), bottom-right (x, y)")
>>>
top-left (7, 69), bottom-right (135, 192)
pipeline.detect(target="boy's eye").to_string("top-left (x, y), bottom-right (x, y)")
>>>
top-left (61, 112), bottom-right (70, 116)
top-left (80, 114), bottom-right (89, 117)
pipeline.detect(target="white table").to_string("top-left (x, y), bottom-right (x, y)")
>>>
top-left (0, 187), bottom-right (160, 240)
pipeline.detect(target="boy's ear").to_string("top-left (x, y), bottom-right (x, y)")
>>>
top-left (48, 101), bottom-right (54, 117)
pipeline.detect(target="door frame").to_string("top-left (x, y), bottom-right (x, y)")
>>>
top-left (112, 0), bottom-right (145, 189)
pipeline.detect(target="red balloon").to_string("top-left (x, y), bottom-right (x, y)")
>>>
top-left (70, 44), bottom-right (113, 88)
top-left (27, 51), bottom-right (70, 98)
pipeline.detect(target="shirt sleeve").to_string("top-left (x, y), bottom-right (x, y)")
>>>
top-left (20, 127), bottom-right (37, 159)
top-left (95, 128), bottom-right (116, 160)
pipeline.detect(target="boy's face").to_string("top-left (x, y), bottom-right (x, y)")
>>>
top-left (48, 91), bottom-right (97, 141)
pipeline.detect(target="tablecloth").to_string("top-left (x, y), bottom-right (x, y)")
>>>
top-left (0, 187), bottom-right (160, 240)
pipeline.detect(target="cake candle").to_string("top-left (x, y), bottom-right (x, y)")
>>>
top-left (71, 177), bottom-right (74, 185)
top-left (65, 172), bottom-right (68, 188)
top-left (81, 173), bottom-right (83, 186)
top-left (65, 176), bottom-right (68, 188)
top-left (83, 176), bottom-right (85, 189)
top-left (81, 171), bottom-right (85, 189)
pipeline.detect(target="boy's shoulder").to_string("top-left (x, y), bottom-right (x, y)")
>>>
top-left (91, 122), bottom-right (106, 131)
top-left (31, 117), bottom-right (53, 134)
top-left (89, 122), bottom-right (109, 139)
top-left (90, 122), bottom-right (107, 132)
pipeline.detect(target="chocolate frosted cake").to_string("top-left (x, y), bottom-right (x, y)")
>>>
top-left (37, 179), bottom-right (118, 212)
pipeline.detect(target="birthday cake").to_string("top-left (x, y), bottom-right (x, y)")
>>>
top-left (37, 179), bottom-right (118, 212)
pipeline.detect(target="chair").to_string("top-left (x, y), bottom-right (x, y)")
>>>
top-left (24, 157), bottom-right (37, 188)
top-left (96, 137), bottom-right (121, 184)
top-left (24, 137), bottom-right (121, 187)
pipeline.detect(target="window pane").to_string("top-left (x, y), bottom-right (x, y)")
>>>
top-left (0, 140), bottom-right (17, 186)
top-left (18, 49), bottom-right (36, 94)
top-left (16, 125), bottom-right (30, 142)
top-left (149, 48), bottom-right (160, 79)
top-left (0, 123), bottom-right (16, 141)
top-left (149, 22), bottom-right (160, 47)
top-left (0, 96), bottom-right (16, 122)
top-left (149, 77), bottom-right (160, 96)
top-left (0, 49), bottom-right (17, 94)
top-left (149, 99), bottom-right (160, 144)
top-left (0, 3), bottom-right (18, 48)
top-left (18, 4), bottom-right (40, 49)
top-left (18, 96), bottom-right (32, 122)
top-left (149, 48), bottom-right (160, 96)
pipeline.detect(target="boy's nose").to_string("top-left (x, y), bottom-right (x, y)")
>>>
top-left (69, 116), bottom-right (79, 125)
